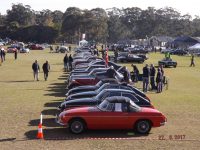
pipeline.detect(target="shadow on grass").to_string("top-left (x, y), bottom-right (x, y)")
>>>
top-left (0, 80), bottom-right (33, 83)
top-left (0, 138), bottom-right (16, 142)
top-left (45, 82), bottom-right (68, 97)
top-left (44, 101), bottom-right (62, 107)
top-left (29, 118), bottom-right (58, 127)
top-left (41, 109), bottom-right (59, 116)
top-left (25, 128), bottom-right (150, 140)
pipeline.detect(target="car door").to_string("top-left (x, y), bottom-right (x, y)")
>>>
top-left (94, 102), bottom-right (129, 129)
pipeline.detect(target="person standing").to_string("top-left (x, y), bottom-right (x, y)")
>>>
top-left (63, 54), bottom-right (69, 72)
top-left (1, 48), bottom-right (6, 61)
top-left (69, 54), bottom-right (73, 71)
top-left (114, 48), bottom-right (118, 62)
top-left (150, 64), bottom-right (156, 90)
top-left (42, 61), bottom-right (50, 81)
top-left (190, 54), bottom-right (195, 67)
top-left (131, 64), bottom-right (139, 82)
top-left (142, 64), bottom-right (150, 92)
top-left (0, 48), bottom-right (3, 63)
top-left (106, 66), bottom-right (116, 79)
top-left (32, 60), bottom-right (40, 81)
top-left (69, 45), bottom-right (71, 51)
top-left (156, 68), bottom-right (163, 93)
top-left (14, 49), bottom-right (18, 60)
top-left (123, 67), bottom-right (131, 84)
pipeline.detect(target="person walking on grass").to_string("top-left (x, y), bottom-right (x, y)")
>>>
top-left (14, 49), bottom-right (18, 60)
top-left (190, 54), bottom-right (195, 67)
top-left (63, 54), bottom-right (69, 72)
top-left (42, 61), bottom-right (50, 81)
top-left (32, 60), bottom-right (40, 81)
top-left (69, 54), bottom-right (73, 71)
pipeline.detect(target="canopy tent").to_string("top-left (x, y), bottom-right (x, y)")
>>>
top-left (170, 36), bottom-right (199, 49)
top-left (188, 43), bottom-right (200, 49)
top-left (79, 40), bottom-right (88, 47)
top-left (188, 43), bottom-right (200, 54)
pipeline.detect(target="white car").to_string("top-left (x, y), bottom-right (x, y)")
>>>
top-left (20, 47), bottom-right (30, 53)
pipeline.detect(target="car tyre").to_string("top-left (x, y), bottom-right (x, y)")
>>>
top-left (134, 120), bottom-right (152, 134)
top-left (69, 119), bottom-right (85, 134)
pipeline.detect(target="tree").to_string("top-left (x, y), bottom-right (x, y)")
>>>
top-left (6, 3), bottom-right (35, 26)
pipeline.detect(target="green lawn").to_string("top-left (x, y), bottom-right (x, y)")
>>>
top-left (0, 49), bottom-right (200, 150)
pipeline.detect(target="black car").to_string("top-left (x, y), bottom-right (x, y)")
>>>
top-left (170, 49), bottom-right (188, 55)
top-left (66, 82), bottom-right (149, 101)
top-left (66, 78), bottom-right (119, 96)
top-left (59, 89), bottom-right (152, 111)
top-left (158, 58), bottom-right (177, 68)
top-left (117, 52), bottom-right (145, 63)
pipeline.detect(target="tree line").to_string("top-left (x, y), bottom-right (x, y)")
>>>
top-left (0, 3), bottom-right (200, 43)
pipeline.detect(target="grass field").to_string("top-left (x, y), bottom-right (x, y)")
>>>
top-left (0, 49), bottom-right (200, 150)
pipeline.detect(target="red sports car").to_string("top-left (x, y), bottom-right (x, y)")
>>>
top-left (56, 96), bottom-right (167, 134)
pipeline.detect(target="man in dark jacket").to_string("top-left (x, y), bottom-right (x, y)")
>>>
top-left (106, 66), bottom-right (116, 78)
top-left (32, 60), bottom-right (40, 81)
top-left (156, 68), bottom-right (163, 93)
top-left (69, 54), bottom-right (73, 71)
top-left (63, 54), bottom-right (69, 72)
top-left (42, 61), bottom-right (50, 81)
top-left (142, 64), bottom-right (150, 92)
top-left (150, 64), bottom-right (156, 90)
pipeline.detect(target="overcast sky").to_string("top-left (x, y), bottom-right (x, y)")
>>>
top-left (1, 0), bottom-right (200, 17)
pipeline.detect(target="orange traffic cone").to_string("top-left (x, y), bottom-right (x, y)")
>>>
top-left (37, 123), bottom-right (43, 139)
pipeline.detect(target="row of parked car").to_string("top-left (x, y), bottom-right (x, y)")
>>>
top-left (56, 47), bottom-right (167, 134)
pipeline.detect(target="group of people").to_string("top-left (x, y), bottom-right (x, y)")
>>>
top-left (130, 64), bottom-right (165, 93)
top-left (32, 60), bottom-right (50, 81)
top-left (142, 64), bottom-right (164, 93)
top-left (63, 54), bottom-right (73, 72)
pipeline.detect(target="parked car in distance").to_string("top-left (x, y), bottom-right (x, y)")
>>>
top-left (117, 52), bottom-right (145, 63)
top-left (56, 96), bottom-right (166, 134)
top-left (28, 44), bottom-right (44, 50)
top-left (58, 46), bottom-right (69, 53)
top-left (158, 58), bottom-right (177, 68)
top-left (20, 47), bottom-right (30, 53)
top-left (170, 49), bottom-right (188, 55)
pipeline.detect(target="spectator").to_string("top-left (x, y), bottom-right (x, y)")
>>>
top-left (123, 67), bottom-right (131, 84)
top-left (69, 54), bottom-right (73, 71)
top-left (1, 48), bottom-right (6, 61)
top-left (14, 49), bottom-right (18, 60)
top-left (190, 54), bottom-right (195, 67)
top-left (69, 45), bottom-right (71, 51)
top-left (131, 64), bottom-right (139, 82)
top-left (150, 64), bottom-right (156, 90)
top-left (0, 48), bottom-right (3, 63)
top-left (42, 61), bottom-right (50, 81)
top-left (63, 54), bottom-right (69, 72)
top-left (32, 60), bottom-right (40, 81)
top-left (106, 66), bottom-right (116, 78)
top-left (50, 45), bottom-right (53, 53)
top-left (114, 49), bottom-right (118, 62)
top-left (156, 68), bottom-right (163, 93)
top-left (142, 64), bottom-right (150, 92)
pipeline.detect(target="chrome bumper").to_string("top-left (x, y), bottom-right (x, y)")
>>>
top-left (55, 114), bottom-right (68, 126)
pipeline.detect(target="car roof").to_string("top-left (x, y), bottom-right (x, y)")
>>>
top-left (105, 96), bottom-right (131, 103)
top-left (101, 88), bottom-right (135, 93)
